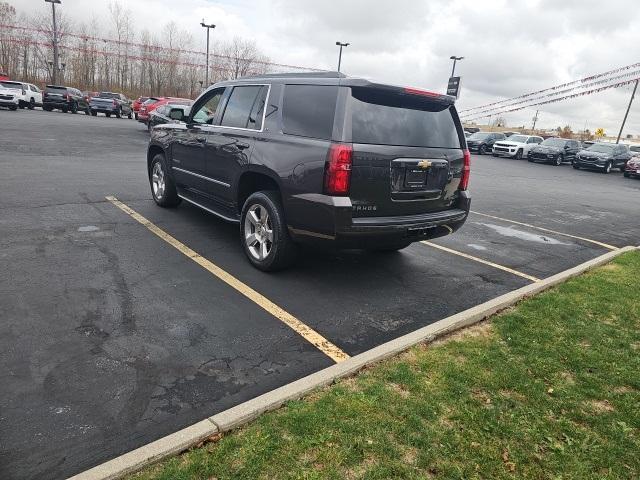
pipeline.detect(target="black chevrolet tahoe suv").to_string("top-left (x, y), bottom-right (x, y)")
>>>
top-left (147, 72), bottom-right (471, 271)
top-left (43, 85), bottom-right (90, 114)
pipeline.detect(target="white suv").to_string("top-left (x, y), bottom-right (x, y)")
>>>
top-left (0, 81), bottom-right (21, 110)
top-left (492, 134), bottom-right (543, 159)
top-left (0, 81), bottom-right (42, 109)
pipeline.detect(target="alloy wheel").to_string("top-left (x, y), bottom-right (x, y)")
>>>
top-left (151, 161), bottom-right (165, 200)
top-left (244, 204), bottom-right (273, 261)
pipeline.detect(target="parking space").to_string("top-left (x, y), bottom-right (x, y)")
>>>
top-left (1, 108), bottom-right (639, 480)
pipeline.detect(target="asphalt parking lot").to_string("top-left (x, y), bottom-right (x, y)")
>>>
top-left (1, 108), bottom-right (639, 480)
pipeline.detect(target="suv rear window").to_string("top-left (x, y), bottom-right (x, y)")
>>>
top-left (282, 85), bottom-right (338, 140)
top-left (46, 86), bottom-right (67, 93)
top-left (1, 81), bottom-right (22, 88)
top-left (349, 88), bottom-right (461, 148)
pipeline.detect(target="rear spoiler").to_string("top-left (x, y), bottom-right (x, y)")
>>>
top-left (349, 81), bottom-right (456, 106)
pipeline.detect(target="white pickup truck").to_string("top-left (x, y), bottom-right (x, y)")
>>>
top-left (0, 80), bottom-right (42, 109)
top-left (492, 134), bottom-right (544, 159)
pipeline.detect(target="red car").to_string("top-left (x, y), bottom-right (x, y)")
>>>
top-left (0, 72), bottom-right (8, 81)
top-left (132, 96), bottom-right (150, 120)
top-left (137, 97), bottom-right (191, 124)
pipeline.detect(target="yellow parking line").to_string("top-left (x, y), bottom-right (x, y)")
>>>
top-left (106, 196), bottom-right (349, 363)
top-left (421, 240), bottom-right (542, 283)
top-left (470, 210), bottom-right (619, 251)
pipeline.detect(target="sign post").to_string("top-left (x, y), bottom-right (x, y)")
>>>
top-left (447, 76), bottom-right (462, 99)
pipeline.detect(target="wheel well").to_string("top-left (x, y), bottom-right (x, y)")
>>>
top-left (237, 172), bottom-right (280, 213)
top-left (147, 146), bottom-right (165, 176)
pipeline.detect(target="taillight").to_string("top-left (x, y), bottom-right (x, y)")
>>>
top-left (459, 149), bottom-right (470, 191)
top-left (324, 143), bottom-right (353, 196)
top-left (404, 87), bottom-right (441, 98)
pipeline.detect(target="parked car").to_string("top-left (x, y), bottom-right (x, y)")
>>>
top-left (82, 91), bottom-right (99, 103)
top-left (42, 85), bottom-right (90, 114)
top-left (138, 97), bottom-right (191, 124)
top-left (492, 134), bottom-right (543, 159)
top-left (148, 103), bottom-right (190, 130)
top-left (132, 96), bottom-right (150, 120)
top-left (0, 81), bottom-right (21, 110)
top-left (0, 71), bottom-right (8, 81)
top-left (581, 140), bottom-right (595, 148)
top-left (146, 73), bottom-right (471, 271)
top-left (573, 143), bottom-right (631, 173)
top-left (527, 137), bottom-right (581, 166)
top-left (89, 92), bottom-right (133, 118)
top-left (628, 145), bottom-right (640, 157)
top-left (466, 131), bottom-right (505, 155)
top-left (503, 131), bottom-right (518, 138)
top-left (623, 156), bottom-right (640, 178)
top-left (464, 127), bottom-right (480, 134)
top-left (0, 80), bottom-right (42, 109)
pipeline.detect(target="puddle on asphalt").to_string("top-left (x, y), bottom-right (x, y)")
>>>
top-left (477, 222), bottom-right (571, 245)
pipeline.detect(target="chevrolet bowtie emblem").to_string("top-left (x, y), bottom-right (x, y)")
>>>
top-left (417, 160), bottom-right (432, 169)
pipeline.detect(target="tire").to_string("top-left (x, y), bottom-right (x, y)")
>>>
top-left (127, 110), bottom-right (132, 119)
top-left (492, 152), bottom-right (497, 157)
top-left (91, 110), bottom-right (97, 116)
top-left (603, 161), bottom-right (612, 174)
top-left (115, 108), bottom-right (122, 119)
top-left (43, 106), bottom-right (52, 112)
top-left (573, 164), bottom-right (580, 170)
top-left (515, 149), bottom-right (523, 160)
top-left (18, 102), bottom-right (25, 109)
top-left (106, 112), bottom-right (111, 117)
top-left (9, 105), bottom-right (17, 111)
top-left (240, 191), bottom-right (297, 271)
top-left (527, 158), bottom-right (534, 163)
top-left (28, 98), bottom-right (35, 110)
top-left (372, 241), bottom-right (412, 253)
top-left (71, 102), bottom-right (78, 114)
top-left (479, 144), bottom-right (487, 155)
top-left (149, 154), bottom-right (180, 207)
top-left (555, 154), bottom-right (563, 166)
top-left (62, 106), bottom-right (68, 113)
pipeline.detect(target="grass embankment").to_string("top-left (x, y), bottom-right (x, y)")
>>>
top-left (133, 252), bottom-right (640, 480)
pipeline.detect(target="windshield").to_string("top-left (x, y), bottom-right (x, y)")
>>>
top-left (98, 92), bottom-right (119, 99)
top-left (507, 135), bottom-right (528, 143)
top-left (143, 98), bottom-right (160, 105)
top-left (468, 132), bottom-right (490, 141)
top-left (587, 144), bottom-right (615, 153)
top-left (541, 138), bottom-right (566, 147)
top-left (45, 86), bottom-right (67, 93)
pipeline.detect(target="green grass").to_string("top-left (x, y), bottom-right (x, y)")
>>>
top-left (131, 252), bottom-right (640, 480)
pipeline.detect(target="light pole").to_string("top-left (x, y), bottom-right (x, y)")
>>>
top-left (449, 55), bottom-right (463, 78)
top-left (616, 79), bottom-right (638, 144)
top-left (45, 0), bottom-right (61, 85)
top-left (200, 20), bottom-right (216, 87)
top-left (336, 41), bottom-right (349, 73)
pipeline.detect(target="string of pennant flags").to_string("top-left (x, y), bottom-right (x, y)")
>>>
top-left (463, 76), bottom-right (640, 123)
top-left (460, 67), bottom-right (640, 119)
top-left (0, 23), bottom-right (325, 72)
top-left (459, 61), bottom-right (640, 114)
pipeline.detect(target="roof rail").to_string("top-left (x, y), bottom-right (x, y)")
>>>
top-left (238, 71), bottom-right (346, 80)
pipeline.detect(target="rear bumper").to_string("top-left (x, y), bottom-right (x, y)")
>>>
top-left (43, 100), bottom-right (71, 109)
top-left (287, 191), bottom-right (471, 248)
top-left (91, 105), bottom-right (118, 113)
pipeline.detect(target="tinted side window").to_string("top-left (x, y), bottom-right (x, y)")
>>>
top-left (220, 85), bottom-right (264, 129)
top-left (282, 85), bottom-right (338, 140)
top-left (191, 88), bottom-right (225, 125)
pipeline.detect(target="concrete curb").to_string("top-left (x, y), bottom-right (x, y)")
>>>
top-left (69, 245), bottom-right (637, 480)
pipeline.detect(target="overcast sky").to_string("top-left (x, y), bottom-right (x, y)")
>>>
top-left (16, 0), bottom-right (640, 136)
